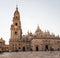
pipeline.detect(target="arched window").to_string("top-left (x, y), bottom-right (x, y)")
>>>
top-left (15, 16), bottom-right (18, 18)
top-left (15, 32), bottom-right (17, 35)
top-left (19, 47), bottom-right (21, 49)
top-left (15, 23), bottom-right (18, 26)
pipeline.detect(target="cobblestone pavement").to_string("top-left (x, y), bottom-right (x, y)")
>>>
top-left (0, 51), bottom-right (60, 58)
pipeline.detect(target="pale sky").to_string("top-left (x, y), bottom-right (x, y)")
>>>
top-left (0, 0), bottom-right (60, 44)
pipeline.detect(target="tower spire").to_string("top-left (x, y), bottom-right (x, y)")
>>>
top-left (16, 5), bottom-right (18, 10)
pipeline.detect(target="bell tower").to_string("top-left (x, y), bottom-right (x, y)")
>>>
top-left (10, 6), bottom-right (22, 39)
top-left (9, 6), bottom-right (22, 51)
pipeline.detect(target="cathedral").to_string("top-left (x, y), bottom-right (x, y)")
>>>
top-left (0, 6), bottom-right (60, 52)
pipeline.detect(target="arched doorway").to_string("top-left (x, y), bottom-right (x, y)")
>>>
top-left (50, 47), bottom-right (54, 51)
top-left (58, 48), bottom-right (60, 51)
top-left (45, 45), bottom-right (49, 51)
top-left (22, 47), bottom-right (25, 51)
top-left (36, 46), bottom-right (39, 51)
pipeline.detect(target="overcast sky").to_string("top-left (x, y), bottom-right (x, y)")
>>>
top-left (0, 0), bottom-right (60, 44)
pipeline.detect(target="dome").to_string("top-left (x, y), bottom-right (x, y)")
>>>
top-left (35, 26), bottom-right (42, 33)
top-left (35, 26), bottom-right (43, 36)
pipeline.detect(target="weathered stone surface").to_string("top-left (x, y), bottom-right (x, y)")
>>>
top-left (0, 51), bottom-right (60, 58)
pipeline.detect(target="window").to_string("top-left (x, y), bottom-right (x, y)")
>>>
top-left (57, 41), bottom-right (59, 44)
top-left (15, 32), bottom-right (17, 35)
top-left (19, 47), bottom-right (21, 49)
top-left (19, 44), bottom-right (20, 45)
top-left (15, 23), bottom-right (18, 26)
top-left (16, 16), bottom-right (18, 18)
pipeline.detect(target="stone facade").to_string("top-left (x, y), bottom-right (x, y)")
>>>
top-left (0, 38), bottom-right (5, 52)
top-left (0, 6), bottom-right (60, 52)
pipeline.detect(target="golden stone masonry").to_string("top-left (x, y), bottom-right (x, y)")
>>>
top-left (0, 6), bottom-right (60, 52)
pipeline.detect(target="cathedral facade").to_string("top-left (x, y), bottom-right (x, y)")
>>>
top-left (0, 6), bottom-right (60, 52)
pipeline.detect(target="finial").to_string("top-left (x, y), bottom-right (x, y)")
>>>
top-left (37, 25), bottom-right (39, 29)
top-left (37, 24), bottom-right (39, 28)
top-left (16, 5), bottom-right (18, 10)
top-left (27, 31), bottom-right (29, 35)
